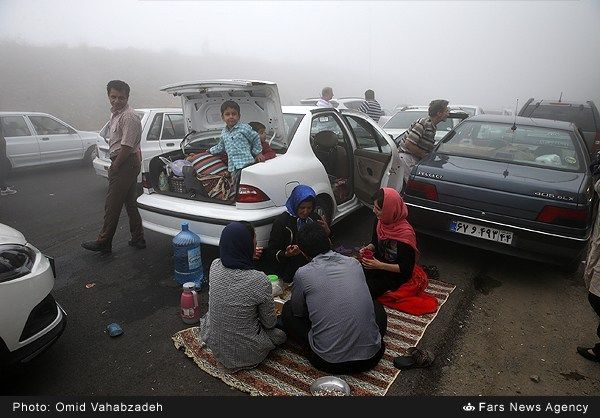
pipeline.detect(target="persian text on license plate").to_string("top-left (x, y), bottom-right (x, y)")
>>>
top-left (450, 221), bottom-right (513, 245)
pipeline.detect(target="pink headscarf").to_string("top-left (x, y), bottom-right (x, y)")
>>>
top-left (376, 188), bottom-right (418, 252)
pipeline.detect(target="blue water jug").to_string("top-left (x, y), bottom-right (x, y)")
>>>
top-left (172, 222), bottom-right (204, 288)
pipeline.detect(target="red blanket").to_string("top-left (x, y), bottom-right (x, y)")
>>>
top-left (376, 265), bottom-right (439, 316)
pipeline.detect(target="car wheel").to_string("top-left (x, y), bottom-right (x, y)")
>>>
top-left (314, 195), bottom-right (333, 226)
top-left (561, 257), bottom-right (585, 277)
top-left (82, 146), bottom-right (97, 164)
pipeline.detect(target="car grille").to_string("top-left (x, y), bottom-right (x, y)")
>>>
top-left (19, 293), bottom-right (59, 342)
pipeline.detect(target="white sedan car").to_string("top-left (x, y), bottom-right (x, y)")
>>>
top-left (0, 112), bottom-right (100, 169)
top-left (93, 108), bottom-right (184, 181)
top-left (137, 80), bottom-right (403, 246)
top-left (382, 106), bottom-right (469, 144)
top-left (0, 223), bottom-right (66, 367)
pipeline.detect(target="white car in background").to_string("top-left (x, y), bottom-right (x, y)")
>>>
top-left (300, 96), bottom-right (366, 110)
top-left (382, 106), bottom-right (469, 143)
top-left (93, 108), bottom-right (184, 180)
top-left (137, 80), bottom-right (403, 246)
top-left (0, 112), bottom-right (100, 169)
top-left (0, 223), bottom-right (66, 367)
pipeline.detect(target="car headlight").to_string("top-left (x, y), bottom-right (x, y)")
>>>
top-left (0, 244), bottom-right (36, 283)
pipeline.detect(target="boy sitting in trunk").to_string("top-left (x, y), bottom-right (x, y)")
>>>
top-left (208, 101), bottom-right (265, 198)
top-left (249, 121), bottom-right (276, 161)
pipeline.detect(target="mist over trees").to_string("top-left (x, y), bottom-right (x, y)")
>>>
top-left (0, 40), bottom-right (364, 131)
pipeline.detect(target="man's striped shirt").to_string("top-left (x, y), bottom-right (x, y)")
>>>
top-left (358, 100), bottom-right (383, 122)
top-left (399, 117), bottom-right (437, 155)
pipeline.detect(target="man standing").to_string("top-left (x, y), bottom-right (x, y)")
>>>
top-left (316, 87), bottom-right (335, 108)
top-left (82, 80), bottom-right (145, 253)
top-left (358, 89), bottom-right (383, 122)
top-left (396, 99), bottom-right (449, 190)
top-left (0, 122), bottom-right (17, 196)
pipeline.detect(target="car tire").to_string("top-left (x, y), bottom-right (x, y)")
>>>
top-left (314, 195), bottom-right (333, 226)
top-left (82, 146), bottom-right (97, 165)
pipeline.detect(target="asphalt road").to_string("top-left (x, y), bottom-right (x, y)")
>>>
top-left (1, 162), bottom-right (598, 396)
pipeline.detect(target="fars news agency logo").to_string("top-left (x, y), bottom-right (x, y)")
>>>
top-left (463, 403), bottom-right (476, 412)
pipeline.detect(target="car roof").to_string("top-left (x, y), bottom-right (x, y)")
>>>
top-left (0, 111), bottom-right (53, 116)
top-left (527, 99), bottom-right (595, 108)
top-left (135, 108), bottom-right (182, 113)
top-left (469, 114), bottom-right (576, 130)
top-left (283, 105), bottom-right (315, 114)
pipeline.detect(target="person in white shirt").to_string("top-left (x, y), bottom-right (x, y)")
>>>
top-left (316, 87), bottom-right (334, 108)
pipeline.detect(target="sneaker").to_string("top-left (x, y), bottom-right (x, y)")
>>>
top-left (0, 187), bottom-right (17, 196)
top-left (81, 240), bottom-right (112, 253)
top-left (128, 238), bottom-right (147, 249)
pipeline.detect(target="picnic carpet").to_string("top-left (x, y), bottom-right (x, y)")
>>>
top-left (172, 279), bottom-right (455, 396)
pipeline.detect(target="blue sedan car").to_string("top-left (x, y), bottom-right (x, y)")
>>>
top-left (403, 115), bottom-right (595, 272)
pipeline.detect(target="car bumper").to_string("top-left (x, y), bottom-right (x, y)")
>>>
top-left (92, 156), bottom-right (109, 179)
top-left (0, 247), bottom-right (67, 366)
top-left (137, 193), bottom-right (285, 246)
top-left (406, 202), bottom-right (589, 265)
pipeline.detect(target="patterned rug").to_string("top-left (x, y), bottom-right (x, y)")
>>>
top-left (172, 279), bottom-right (455, 396)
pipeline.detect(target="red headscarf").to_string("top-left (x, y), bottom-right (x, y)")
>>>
top-left (375, 188), bottom-right (418, 252)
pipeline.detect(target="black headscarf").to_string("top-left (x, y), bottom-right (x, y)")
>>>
top-left (219, 222), bottom-right (255, 270)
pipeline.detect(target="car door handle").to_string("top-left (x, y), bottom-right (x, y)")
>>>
top-left (41, 137), bottom-right (50, 141)
top-left (165, 143), bottom-right (175, 147)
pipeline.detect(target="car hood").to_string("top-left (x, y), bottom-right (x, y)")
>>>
top-left (0, 223), bottom-right (27, 245)
top-left (161, 80), bottom-right (286, 147)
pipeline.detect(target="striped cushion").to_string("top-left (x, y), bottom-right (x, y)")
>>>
top-left (189, 152), bottom-right (227, 176)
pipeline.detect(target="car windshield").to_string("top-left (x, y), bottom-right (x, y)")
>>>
top-left (523, 104), bottom-right (596, 132)
top-left (184, 113), bottom-right (304, 154)
top-left (437, 121), bottom-right (583, 171)
top-left (384, 111), bottom-right (428, 129)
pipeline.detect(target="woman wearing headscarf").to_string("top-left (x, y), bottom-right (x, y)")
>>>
top-left (360, 188), bottom-right (438, 315)
top-left (262, 184), bottom-right (330, 283)
top-left (199, 221), bottom-right (286, 373)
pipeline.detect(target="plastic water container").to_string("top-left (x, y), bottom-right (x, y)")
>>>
top-left (173, 222), bottom-right (204, 288)
top-left (267, 274), bottom-right (283, 297)
top-left (180, 282), bottom-right (200, 324)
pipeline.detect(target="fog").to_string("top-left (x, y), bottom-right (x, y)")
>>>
top-left (1, 0), bottom-right (599, 130)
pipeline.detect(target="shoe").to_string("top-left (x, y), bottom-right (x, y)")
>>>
top-left (128, 238), bottom-right (146, 249)
top-left (577, 346), bottom-right (600, 362)
top-left (81, 240), bottom-right (112, 253)
top-left (0, 187), bottom-right (17, 196)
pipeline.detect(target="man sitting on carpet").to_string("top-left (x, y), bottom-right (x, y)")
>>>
top-left (280, 222), bottom-right (387, 374)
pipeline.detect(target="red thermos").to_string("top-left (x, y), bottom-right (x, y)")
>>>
top-left (180, 282), bottom-right (200, 324)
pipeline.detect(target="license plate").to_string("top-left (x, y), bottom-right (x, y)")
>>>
top-left (450, 220), bottom-right (513, 245)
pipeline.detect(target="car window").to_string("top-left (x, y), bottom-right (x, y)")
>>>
top-left (384, 111), bottom-right (428, 129)
top-left (29, 116), bottom-right (71, 135)
top-left (161, 114), bottom-right (185, 139)
top-left (343, 114), bottom-right (390, 154)
top-left (0, 116), bottom-right (32, 137)
top-left (438, 121), bottom-right (583, 171)
top-left (146, 113), bottom-right (163, 141)
top-left (523, 104), bottom-right (596, 132)
top-left (278, 113), bottom-right (303, 151)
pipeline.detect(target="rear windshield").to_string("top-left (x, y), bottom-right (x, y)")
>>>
top-left (438, 121), bottom-right (584, 171)
top-left (522, 104), bottom-right (597, 132)
top-left (185, 113), bottom-right (304, 155)
top-left (384, 111), bottom-right (428, 129)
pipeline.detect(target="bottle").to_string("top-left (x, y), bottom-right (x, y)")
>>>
top-left (158, 171), bottom-right (169, 192)
top-left (172, 222), bottom-right (204, 288)
top-left (267, 274), bottom-right (283, 297)
top-left (180, 282), bottom-right (200, 324)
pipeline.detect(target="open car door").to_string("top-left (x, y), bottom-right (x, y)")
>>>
top-left (342, 111), bottom-right (402, 203)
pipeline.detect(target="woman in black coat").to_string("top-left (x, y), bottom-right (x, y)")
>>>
top-left (262, 185), bottom-right (330, 283)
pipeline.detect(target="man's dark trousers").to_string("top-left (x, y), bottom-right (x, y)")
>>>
top-left (97, 154), bottom-right (143, 246)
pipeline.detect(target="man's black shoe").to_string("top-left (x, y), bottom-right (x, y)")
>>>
top-left (81, 240), bottom-right (112, 253)
top-left (128, 238), bottom-right (147, 249)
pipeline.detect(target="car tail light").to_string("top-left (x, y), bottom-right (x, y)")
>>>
top-left (141, 173), bottom-right (151, 190)
top-left (536, 205), bottom-right (588, 228)
top-left (405, 179), bottom-right (438, 201)
top-left (236, 184), bottom-right (270, 203)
